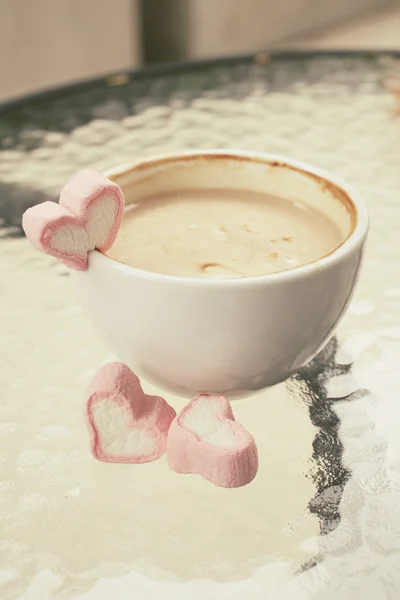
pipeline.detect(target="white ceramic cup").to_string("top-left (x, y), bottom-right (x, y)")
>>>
top-left (74, 150), bottom-right (368, 398)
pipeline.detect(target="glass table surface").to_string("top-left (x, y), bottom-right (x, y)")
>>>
top-left (0, 51), bottom-right (400, 600)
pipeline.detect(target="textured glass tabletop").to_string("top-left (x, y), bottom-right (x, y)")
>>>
top-left (1, 52), bottom-right (400, 600)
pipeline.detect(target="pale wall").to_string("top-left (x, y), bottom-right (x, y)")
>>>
top-left (189, 0), bottom-right (391, 57)
top-left (0, 0), bottom-right (139, 102)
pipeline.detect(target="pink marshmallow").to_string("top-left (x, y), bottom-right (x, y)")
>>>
top-left (22, 170), bottom-right (125, 270)
top-left (59, 169), bottom-right (124, 252)
top-left (22, 200), bottom-right (90, 270)
top-left (167, 394), bottom-right (259, 488)
top-left (85, 362), bottom-right (176, 464)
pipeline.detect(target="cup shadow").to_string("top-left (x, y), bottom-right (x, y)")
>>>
top-left (287, 336), bottom-right (363, 571)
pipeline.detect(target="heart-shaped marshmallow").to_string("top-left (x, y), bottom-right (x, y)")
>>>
top-left (59, 169), bottom-right (124, 252)
top-left (22, 200), bottom-right (90, 270)
top-left (167, 394), bottom-right (259, 488)
top-left (22, 170), bottom-right (124, 270)
top-left (85, 362), bottom-right (176, 464)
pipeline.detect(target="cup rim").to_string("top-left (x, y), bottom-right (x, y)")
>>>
top-left (91, 149), bottom-right (369, 288)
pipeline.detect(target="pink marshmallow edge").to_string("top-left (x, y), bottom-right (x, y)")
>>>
top-left (59, 169), bottom-right (125, 252)
top-left (167, 394), bottom-right (259, 488)
top-left (85, 363), bottom-right (176, 464)
top-left (22, 201), bottom-right (88, 270)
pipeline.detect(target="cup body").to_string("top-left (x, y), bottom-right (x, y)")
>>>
top-left (74, 150), bottom-right (368, 397)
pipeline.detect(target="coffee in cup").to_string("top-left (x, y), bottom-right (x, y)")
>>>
top-left (106, 186), bottom-right (345, 279)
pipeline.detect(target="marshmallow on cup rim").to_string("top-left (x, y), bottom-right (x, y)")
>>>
top-left (22, 169), bottom-right (124, 270)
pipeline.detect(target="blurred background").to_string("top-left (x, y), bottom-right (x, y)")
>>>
top-left (1, 0), bottom-right (400, 102)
